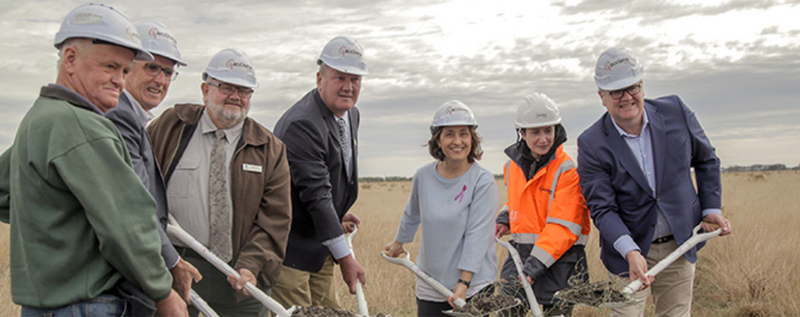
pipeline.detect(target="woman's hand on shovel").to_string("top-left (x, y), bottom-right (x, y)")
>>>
top-left (448, 283), bottom-right (468, 308)
top-left (383, 240), bottom-right (404, 257)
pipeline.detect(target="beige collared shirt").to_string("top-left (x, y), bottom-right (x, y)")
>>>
top-left (166, 110), bottom-right (243, 247)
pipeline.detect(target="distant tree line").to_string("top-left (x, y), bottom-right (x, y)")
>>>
top-left (722, 163), bottom-right (799, 172)
top-left (359, 176), bottom-right (413, 183)
top-left (360, 164), bottom-right (798, 182)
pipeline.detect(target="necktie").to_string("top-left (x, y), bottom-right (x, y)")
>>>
top-left (337, 118), bottom-right (352, 179)
top-left (209, 129), bottom-right (232, 262)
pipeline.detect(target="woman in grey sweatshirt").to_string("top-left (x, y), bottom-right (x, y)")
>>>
top-left (385, 101), bottom-right (499, 317)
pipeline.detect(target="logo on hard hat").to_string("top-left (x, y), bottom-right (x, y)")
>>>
top-left (535, 112), bottom-right (548, 119)
top-left (72, 12), bottom-right (104, 24)
top-left (445, 106), bottom-right (470, 116)
top-left (225, 59), bottom-right (254, 73)
top-left (338, 45), bottom-right (362, 58)
top-left (125, 27), bottom-right (141, 42)
top-left (148, 28), bottom-right (178, 45)
top-left (604, 57), bottom-right (631, 71)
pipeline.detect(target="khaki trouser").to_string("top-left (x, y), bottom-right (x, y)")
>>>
top-left (271, 255), bottom-right (340, 310)
top-left (609, 239), bottom-right (696, 317)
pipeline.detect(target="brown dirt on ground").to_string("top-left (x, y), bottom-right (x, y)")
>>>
top-left (554, 280), bottom-right (629, 308)
top-left (289, 306), bottom-right (388, 317)
top-left (452, 292), bottom-right (517, 315)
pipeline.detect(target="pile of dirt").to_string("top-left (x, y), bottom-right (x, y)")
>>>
top-left (554, 280), bottom-right (629, 307)
top-left (289, 306), bottom-right (388, 317)
top-left (452, 292), bottom-right (518, 315)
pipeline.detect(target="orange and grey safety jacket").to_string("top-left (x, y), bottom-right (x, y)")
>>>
top-left (501, 144), bottom-right (591, 268)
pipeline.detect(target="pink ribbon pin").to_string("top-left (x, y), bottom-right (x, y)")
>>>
top-left (454, 184), bottom-right (467, 203)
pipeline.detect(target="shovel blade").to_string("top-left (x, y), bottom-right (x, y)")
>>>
top-left (442, 298), bottom-right (522, 317)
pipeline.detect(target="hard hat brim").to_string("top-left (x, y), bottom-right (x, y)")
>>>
top-left (149, 50), bottom-right (187, 66)
top-left (318, 60), bottom-right (369, 76)
top-left (515, 119), bottom-right (562, 129)
top-left (203, 72), bottom-right (258, 89)
top-left (597, 73), bottom-right (644, 91)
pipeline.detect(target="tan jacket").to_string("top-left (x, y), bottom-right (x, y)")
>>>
top-left (147, 103), bottom-right (291, 288)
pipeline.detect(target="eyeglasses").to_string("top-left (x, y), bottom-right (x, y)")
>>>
top-left (604, 84), bottom-right (642, 100)
top-left (143, 63), bottom-right (179, 81)
top-left (207, 81), bottom-right (254, 98)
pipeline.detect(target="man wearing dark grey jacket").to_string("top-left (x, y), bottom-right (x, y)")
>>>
top-left (272, 36), bottom-right (369, 309)
top-left (105, 21), bottom-right (201, 303)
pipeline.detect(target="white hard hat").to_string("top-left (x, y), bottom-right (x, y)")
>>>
top-left (54, 3), bottom-right (153, 62)
top-left (431, 100), bottom-right (478, 131)
top-left (594, 47), bottom-right (644, 91)
top-left (317, 36), bottom-right (369, 76)
top-left (136, 21), bottom-right (186, 66)
top-left (203, 48), bottom-right (257, 88)
top-left (515, 93), bottom-right (562, 129)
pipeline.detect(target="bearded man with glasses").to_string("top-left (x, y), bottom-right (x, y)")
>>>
top-left (147, 48), bottom-right (292, 317)
top-left (577, 47), bottom-right (732, 317)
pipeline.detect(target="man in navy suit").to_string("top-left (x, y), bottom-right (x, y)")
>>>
top-left (271, 36), bottom-right (368, 309)
top-left (105, 21), bottom-right (201, 304)
top-left (577, 47), bottom-right (732, 317)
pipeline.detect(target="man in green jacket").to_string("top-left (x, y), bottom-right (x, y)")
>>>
top-left (0, 4), bottom-right (186, 317)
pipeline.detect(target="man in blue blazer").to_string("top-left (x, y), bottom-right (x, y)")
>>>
top-left (577, 47), bottom-right (732, 317)
top-left (105, 21), bottom-right (201, 305)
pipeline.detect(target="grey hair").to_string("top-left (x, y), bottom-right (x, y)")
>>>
top-left (56, 38), bottom-right (92, 67)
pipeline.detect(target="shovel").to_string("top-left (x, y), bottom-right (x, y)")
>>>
top-left (380, 248), bottom-right (519, 317)
top-left (166, 217), bottom-right (293, 317)
top-left (605, 223), bottom-right (722, 308)
top-left (190, 289), bottom-right (220, 317)
top-left (558, 223), bottom-right (722, 309)
top-left (345, 224), bottom-right (369, 316)
top-left (495, 238), bottom-right (543, 317)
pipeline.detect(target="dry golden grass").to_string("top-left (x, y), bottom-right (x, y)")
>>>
top-left (2, 170), bottom-right (798, 317)
top-left (335, 170), bottom-right (800, 317)
top-left (0, 224), bottom-right (18, 316)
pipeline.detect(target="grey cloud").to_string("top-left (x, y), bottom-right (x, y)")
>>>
top-left (556, 0), bottom-right (784, 23)
top-left (2, 0), bottom-right (797, 175)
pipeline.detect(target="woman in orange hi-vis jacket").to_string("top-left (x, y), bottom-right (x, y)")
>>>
top-left (495, 93), bottom-right (591, 317)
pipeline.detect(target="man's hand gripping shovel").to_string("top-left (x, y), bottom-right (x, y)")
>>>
top-left (346, 224), bottom-right (370, 316)
top-left (556, 223), bottom-right (722, 309)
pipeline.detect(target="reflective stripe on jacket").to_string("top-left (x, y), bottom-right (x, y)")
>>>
top-left (504, 145), bottom-right (590, 268)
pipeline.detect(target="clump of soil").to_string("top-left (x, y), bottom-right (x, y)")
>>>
top-left (452, 292), bottom-right (518, 315)
top-left (554, 280), bottom-right (630, 307)
top-left (290, 306), bottom-right (354, 317)
top-left (289, 306), bottom-right (388, 317)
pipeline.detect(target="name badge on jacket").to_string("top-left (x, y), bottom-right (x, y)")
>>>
top-left (242, 163), bottom-right (262, 173)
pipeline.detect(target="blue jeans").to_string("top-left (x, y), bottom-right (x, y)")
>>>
top-left (21, 295), bottom-right (127, 317)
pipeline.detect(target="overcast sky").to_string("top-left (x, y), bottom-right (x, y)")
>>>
top-left (1, 0), bottom-right (798, 177)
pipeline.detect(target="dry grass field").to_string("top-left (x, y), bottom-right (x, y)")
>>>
top-left (2, 170), bottom-right (799, 316)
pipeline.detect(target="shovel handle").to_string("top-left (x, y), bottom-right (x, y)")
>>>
top-left (623, 224), bottom-right (722, 294)
top-left (496, 238), bottom-right (543, 317)
top-left (381, 249), bottom-right (467, 307)
top-left (345, 225), bottom-right (369, 316)
top-left (190, 289), bottom-right (220, 317)
top-left (166, 220), bottom-right (291, 317)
